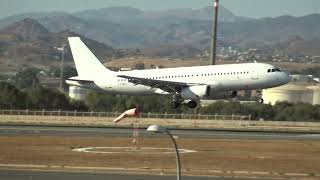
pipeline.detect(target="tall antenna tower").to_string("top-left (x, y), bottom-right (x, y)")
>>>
top-left (210, 0), bottom-right (219, 65)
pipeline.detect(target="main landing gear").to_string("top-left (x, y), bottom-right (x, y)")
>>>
top-left (186, 100), bottom-right (198, 109)
top-left (170, 94), bottom-right (183, 109)
top-left (170, 100), bottom-right (198, 109)
top-left (169, 95), bottom-right (198, 109)
top-left (256, 90), bottom-right (264, 104)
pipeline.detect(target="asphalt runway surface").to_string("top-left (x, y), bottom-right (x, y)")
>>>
top-left (0, 125), bottom-right (320, 140)
top-left (0, 125), bottom-right (319, 180)
top-left (0, 169), bottom-right (282, 180)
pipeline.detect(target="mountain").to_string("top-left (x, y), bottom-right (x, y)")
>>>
top-left (73, 6), bottom-right (248, 23)
top-left (1, 18), bottom-right (49, 37)
top-left (0, 18), bottom-right (115, 70)
top-left (73, 6), bottom-right (144, 23)
top-left (0, 6), bottom-right (258, 49)
top-left (37, 15), bottom-right (144, 48)
top-left (141, 45), bottom-right (201, 58)
top-left (273, 36), bottom-right (320, 56)
top-left (219, 14), bottom-right (320, 48)
top-left (0, 7), bottom-right (320, 57)
top-left (0, 11), bottom-right (69, 29)
top-left (34, 14), bottom-right (214, 49)
top-left (143, 6), bottom-right (250, 22)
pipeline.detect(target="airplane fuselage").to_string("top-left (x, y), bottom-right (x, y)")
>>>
top-left (66, 37), bottom-right (291, 107)
top-left (67, 62), bottom-right (291, 98)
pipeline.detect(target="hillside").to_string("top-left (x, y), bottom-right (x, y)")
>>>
top-left (0, 6), bottom-right (246, 49)
top-left (0, 7), bottom-right (319, 57)
top-left (73, 6), bottom-right (248, 23)
top-left (0, 18), bottom-right (115, 72)
top-left (273, 36), bottom-right (320, 56)
top-left (220, 14), bottom-right (320, 48)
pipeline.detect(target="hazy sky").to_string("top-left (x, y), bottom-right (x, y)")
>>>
top-left (1, 0), bottom-right (319, 19)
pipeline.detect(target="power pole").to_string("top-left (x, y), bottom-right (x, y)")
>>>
top-left (210, 0), bottom-right (219, 65)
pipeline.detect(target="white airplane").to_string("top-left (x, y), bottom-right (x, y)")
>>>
top-left (66, 37), bottom-right (291, 109)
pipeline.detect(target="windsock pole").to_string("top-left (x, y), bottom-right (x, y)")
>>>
top-left (113, 108), bottom-right (141, 150)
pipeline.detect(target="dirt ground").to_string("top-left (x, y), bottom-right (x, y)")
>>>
top-left (0, 135), bottom-right (319, 178)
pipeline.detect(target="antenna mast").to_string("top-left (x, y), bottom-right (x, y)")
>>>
top-left (210, 0), bottom-right (219, 65)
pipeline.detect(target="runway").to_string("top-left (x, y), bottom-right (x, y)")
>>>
top-left (0, 125), bottom-right (319, 179)
top-left (0, 125), bottom-right (320, 140)
top-left (0, 169), bottom-right (283, 180)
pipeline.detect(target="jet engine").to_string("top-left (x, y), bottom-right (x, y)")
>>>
top-left (181, 85), bottom-right (210, 100)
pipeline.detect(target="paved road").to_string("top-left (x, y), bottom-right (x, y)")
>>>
top-left (0, 125), bottom-right (320, 140)
top-left (0, 169), bottom-right (283, 180)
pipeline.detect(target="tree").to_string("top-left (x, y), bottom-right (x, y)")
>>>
top-left (27, 86), bottom-right (73, 110)
top-left (49, 66), bottom-right (77, 79)
top-left (85, 92), bottom-right (118, 112)
top-left (13, 67), bottom-right (42, 89)
top-left (0, 82), bottom-right (28, 109)
top-left (134, 62), bottom-right (145, 70)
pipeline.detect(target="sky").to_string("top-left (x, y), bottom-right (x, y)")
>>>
top-left (1, 0), bottom-right (319, 19)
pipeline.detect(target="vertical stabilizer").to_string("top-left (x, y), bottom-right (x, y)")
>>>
top-left (68, 37), bottom-right (113, 79)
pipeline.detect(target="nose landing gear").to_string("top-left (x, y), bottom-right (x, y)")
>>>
top-left (257, 98), bottom-right (264, 104)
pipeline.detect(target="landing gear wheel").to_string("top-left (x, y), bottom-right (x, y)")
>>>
top-left (187, 100), bottom-right (198, 109)
top-left (257, 98), bottom-right (264, 104)
top-left (256, 89), bottom-right (263, 104)
top-left (230, 91), bottom-right (238, 98)
top-left (170, 101), bottom-right (180, 109)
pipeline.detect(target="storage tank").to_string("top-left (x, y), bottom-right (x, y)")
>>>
top-left (69, 86), bottom-right (89, 101)
top-left (262, 83), bottom-right (313, 105)
top-left (307, 85), bottom-right (320, 105)
top-left (291, 74), bottom-right (311, 82)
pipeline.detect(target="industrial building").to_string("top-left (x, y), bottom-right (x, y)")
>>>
top-left (263, 75), bottom-right (320, 105)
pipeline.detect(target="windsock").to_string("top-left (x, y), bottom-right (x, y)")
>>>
top-left (113, 108), bottom-right (140, 123)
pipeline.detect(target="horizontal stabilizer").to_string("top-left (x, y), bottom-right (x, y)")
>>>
top-left (66, 78), bottom-right (94, 83)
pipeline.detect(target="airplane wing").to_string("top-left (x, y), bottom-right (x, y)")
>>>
top-left (117, 75), bottom-right (205, 93)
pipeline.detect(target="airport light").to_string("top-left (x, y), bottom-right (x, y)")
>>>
top-left (147, 125), bottom-right (181, 180)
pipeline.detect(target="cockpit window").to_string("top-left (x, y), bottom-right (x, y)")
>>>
top-left (268, 68), bottom-right (282, 73)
